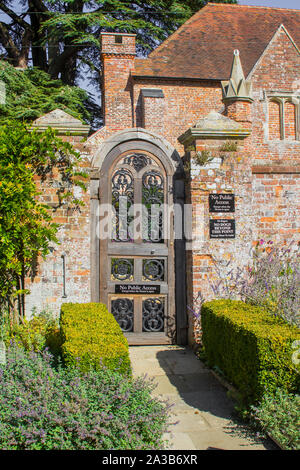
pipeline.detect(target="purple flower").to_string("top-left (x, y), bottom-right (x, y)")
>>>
top-left (0, 345), bottom-right (171, 450)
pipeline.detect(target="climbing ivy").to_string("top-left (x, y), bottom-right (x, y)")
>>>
top-left (0, 120), bottom-right (87, 321)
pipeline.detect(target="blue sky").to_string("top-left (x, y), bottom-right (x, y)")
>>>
top-left (239, 0), bottom-right (300, 8)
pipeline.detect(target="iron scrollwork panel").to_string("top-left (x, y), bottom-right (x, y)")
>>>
top-left (142, 170), bottom-right (164, 243)
top-left (142, 259), bottom-right (165, 282)
top-left (111, 298), bottom-right (134, 332)
top-left (142, 298), bottom-right (165, 332)
top-left (111, 258), bottom-right (134, 281)
top-left (123, 153), bottom-right (152, 172)
top-left (111, 168), bottom-right (134, 242)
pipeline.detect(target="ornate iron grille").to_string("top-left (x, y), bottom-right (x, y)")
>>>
top-left (142, 298), bottom-right (164, 332)
top-left (111, 168), bottom-right (134, 242)
top-left (111, 258), bottom-right (134, 281)
top-left (123, 153), bottom-right (152, 172)
top-left (143, 259), bottom-right (165, 281)
top-left (142, 170), bottom-right (164, 243)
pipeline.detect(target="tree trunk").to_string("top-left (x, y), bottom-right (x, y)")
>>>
top-left (60, 52), bottom-right (78, 86)
top-left (48, 45), bottom-right (79, 83)
top-left (28, 0), bottom-right (48, 71)
top-left (16, 30), bottom-right (31, 69)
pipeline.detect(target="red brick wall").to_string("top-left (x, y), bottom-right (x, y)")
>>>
top-left (268, 100), bottom-right (281, 140)
top-left (249, 26), bottom-right (300, 243)
top-left (284, 101), bottom-right (296, 140)
top-left (100, 32), bottom-right (136, 132)
top-left (224, 100), bottom-right (252, 126)
top-left (101, 33), bottom-right (136, 56)
top-left (102, 54), bottom-right (135, 131)
top-left (249, 27), bottom-right (300, 164)
top-left (133, 79), bottom-right (223, 153)
top-left (184, 141), bottom-right (253, 344)
top-left (252, 172), bottom-right (300, 241)
top-left (142, 94), bottom-right (165, 135)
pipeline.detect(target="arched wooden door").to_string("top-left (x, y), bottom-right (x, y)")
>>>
top-left (99, 150), bottom-right (176, 345)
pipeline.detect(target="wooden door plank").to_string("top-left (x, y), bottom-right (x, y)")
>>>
top-left (108, 243), bottom-right (168, 256)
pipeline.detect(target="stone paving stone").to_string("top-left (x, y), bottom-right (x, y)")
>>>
top-left (167, 432), bottom-right (197, 451)
top-left (170, 413), bottom-right (211, 432)
top-left (189, 429), bottom-right (265, 451)
top-left (129, 357), bottom-right (173, 377)
top-left (156, 348), bottom-right (207, 375)
top-left (150, 374), bottom-right (189, 396)
top-left (178, 372), bottom-right (225, 392)
top-left (129, 345), bottom-right (271, 451)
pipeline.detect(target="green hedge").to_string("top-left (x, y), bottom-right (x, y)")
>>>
top-left (60, 303), bottom-right (131, 375)
top-left (201, 300), bottom-right (300, 405)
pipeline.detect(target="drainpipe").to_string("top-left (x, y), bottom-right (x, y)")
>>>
top-left (61, 253), bottom-right (67, 298)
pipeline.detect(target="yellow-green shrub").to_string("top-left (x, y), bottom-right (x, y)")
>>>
top-left (201, 300), bottom-right (300, 405)
top-left (6, 315), bottom-right (61, 355)
top-left (60, 303), bottom-right (131, 375)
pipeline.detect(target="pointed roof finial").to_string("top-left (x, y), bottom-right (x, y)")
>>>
top-left (221, 49), bottom-right (253, 103)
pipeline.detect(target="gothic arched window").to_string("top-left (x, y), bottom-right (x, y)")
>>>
top-left (268, 94), bottom-right (299, 141)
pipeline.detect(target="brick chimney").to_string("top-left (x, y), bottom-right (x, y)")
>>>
top-left (222, 50), bottom-right (253, 126)
top-left (100, 33), bottom-right (136, 131)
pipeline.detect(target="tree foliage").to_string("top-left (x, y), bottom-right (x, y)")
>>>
top-left (0, 1), bottom-right (237, 87)
top-left (0, 60), bottom-right (98, 126)
top-left (0, 1), bottom-right (237, 126)
top-left (0, 120), bottom-right (87, 319)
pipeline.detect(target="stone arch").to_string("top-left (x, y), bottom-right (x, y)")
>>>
top-left (91, 127), bottom-right (183, 176)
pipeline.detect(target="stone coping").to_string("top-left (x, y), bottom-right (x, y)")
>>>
top-left (178, 111), bottom-right (251, 145)
top-left (31, 109), bottom-right (90, 136)
top-left (178, 127), bottom-right (251, 145)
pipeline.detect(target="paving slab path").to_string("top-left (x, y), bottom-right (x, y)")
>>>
top-left (129, 345), bottom-right (276, 451)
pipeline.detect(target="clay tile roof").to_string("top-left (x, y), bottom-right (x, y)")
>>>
top-left (133, 3), bottom-right (300, 80)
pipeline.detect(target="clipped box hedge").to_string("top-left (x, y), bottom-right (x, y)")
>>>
top-left (201, 300), bottom-right (300, 405)
top-left (60, 303), bottom-right (131, 375)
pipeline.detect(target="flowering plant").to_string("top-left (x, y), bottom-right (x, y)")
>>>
top-left (188, 240), bottom-right (300, 330)
top-left (242, 241), bottom-right (300, 327)
top-left (0, 346), bottom-right (172, 450)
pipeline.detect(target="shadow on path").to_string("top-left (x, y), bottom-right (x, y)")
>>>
top-left (153, 346), bottom-right (276, 450)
